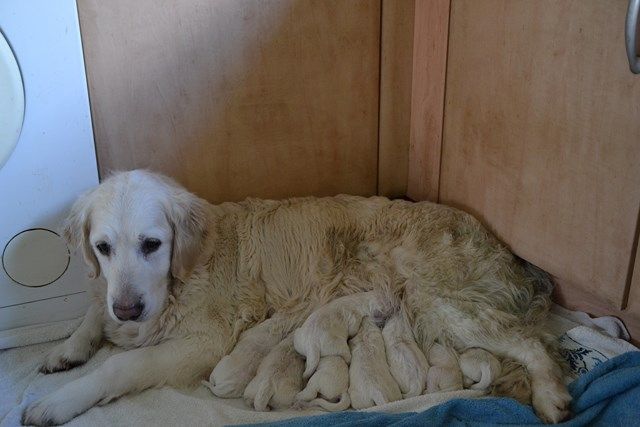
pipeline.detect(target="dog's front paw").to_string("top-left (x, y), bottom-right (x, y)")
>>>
top-left (22, 393), bottom-right (75, 426)
top-left (40, 338), bottom-right (94, 374)
top-left (531, 378), bottom-right (571, 423)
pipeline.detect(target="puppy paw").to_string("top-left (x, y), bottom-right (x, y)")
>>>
top-left (243, 395), bottom-right (272, 412)
top-left (201, 380), bottom-right (215, 393)
top-left (39, 339), bottom-right (95, 374)
top-left (531, 378), bottom-right (571, 423)
top-left (206, 380), bottom-right (245, 398)
top-left (291, 400), bottom-right (307, 410)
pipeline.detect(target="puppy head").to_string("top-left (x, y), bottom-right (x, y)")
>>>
top-left (63, 170), bottom-right (208, 323)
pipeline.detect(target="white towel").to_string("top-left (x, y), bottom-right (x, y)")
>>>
top-left (0, 318), bottom-right (81, 351)
top-left (0, 306), bottom-right (636, 427)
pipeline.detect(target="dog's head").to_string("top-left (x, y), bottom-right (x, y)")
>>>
top-left (63, 170), bottom-right (208, 323)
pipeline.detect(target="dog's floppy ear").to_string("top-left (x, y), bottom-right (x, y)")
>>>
top-left (62, 190), bottom-right (100, 279)
top-left (166, 188), bottom-right (208, 283)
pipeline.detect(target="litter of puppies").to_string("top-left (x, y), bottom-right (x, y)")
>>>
top-left (207, 290), bottom-right (519, 411)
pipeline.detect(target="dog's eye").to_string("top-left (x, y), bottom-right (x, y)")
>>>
top-left (141, 238), bottom-right (162, 255)
top-left (96, 242), bottom-right (111, 256)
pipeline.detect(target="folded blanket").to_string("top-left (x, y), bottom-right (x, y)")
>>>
top-left (243, 350), bottom-right (640, 427)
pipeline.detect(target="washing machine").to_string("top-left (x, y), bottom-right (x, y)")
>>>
top-left (0, 0), bottom-right (99, 330)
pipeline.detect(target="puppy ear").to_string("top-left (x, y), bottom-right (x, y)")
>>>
top-left (62, 190), bottom-right (100, 279)
top-left (166, 188), bottom-right (208, 282)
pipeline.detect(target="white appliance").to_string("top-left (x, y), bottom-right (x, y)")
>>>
top-left (0, 0), bottom-right (99, 330)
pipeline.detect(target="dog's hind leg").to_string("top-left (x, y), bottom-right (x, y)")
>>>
top-left (471, 333), bottom-right (570, 423)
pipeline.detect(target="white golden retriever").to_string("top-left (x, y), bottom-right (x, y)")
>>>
top-left (22, 170), bottom-right (570, 425)
top-left (293, 291), bottom-right (385, 379)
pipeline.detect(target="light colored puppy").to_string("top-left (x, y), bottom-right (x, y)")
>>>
top-left (293, 291), bottom-right (385, 379)
top-left (294, 356), bottom-right (350, 411)
top-left (348, 317), bottom-right (402, 409)
top-left (426, 343), bottom-right (464, 393)
top-left (459, 347), bottom-right (502, 391)
top-left (203, 316), bottom-right (283, 398)
top-left (243, 335), bottom-right (305, 411)
top-left (382, 310), bottom-right (429, 398)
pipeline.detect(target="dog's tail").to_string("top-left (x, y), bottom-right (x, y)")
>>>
top-left (299, 392), bottom-right (351, 412)
top-left (303, 348), bottom-right (320, 380)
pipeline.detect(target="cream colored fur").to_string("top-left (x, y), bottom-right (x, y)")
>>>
top-left (426, 342), bottom-right (464, 393)
top-left (459, 347), bottom-right (502, 391)
top-left (294, 356), bottom-right (350, 412)
top-left (382, 308), bottom-right (429, 398)
top-left (203, 315), bottom-right (286, 398)
top-left (23, 170), bottom-right (570, 425)
top-left (348, 317), bottom-right (402, 409)
top-left (491, 359), bottom-right (533, 405)
top-left (293, 291), bottom-right (386, 379)
top-left (243, 335), bottom-right (304, 411)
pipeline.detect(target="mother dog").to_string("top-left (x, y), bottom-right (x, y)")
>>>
top-left (22, 170), bottom-right (570, 425)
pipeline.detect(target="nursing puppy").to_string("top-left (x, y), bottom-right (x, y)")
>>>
top-left (294, 356), bottom-right (350, 411)
top-left (382, 309), bottom-right (429, 398)
top-left (293, 291), bottom-right (384, 379)
top-left (426, 343), bottom-right (464, 393)
top-left (243, 335), bottom-right (305, 411)
top-left (348, 317), bottom-right (402, 409)
top-left (23, 170), bottom-right (570, 425)
top-left (459, 348), bottom-right (502, 391)
top-left (203, 316), bottom-right (284, 398)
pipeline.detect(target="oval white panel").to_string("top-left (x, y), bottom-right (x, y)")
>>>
top-left (2, 229), bottom-right (70, 287)
top-left (0, 30), bottom-right (25, 170)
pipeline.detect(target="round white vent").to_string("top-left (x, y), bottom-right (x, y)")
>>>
top-left (2, 229), bottom-right (70, 287)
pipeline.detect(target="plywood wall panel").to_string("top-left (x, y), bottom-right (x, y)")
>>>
top-left (440, 0), bottom-right (640, 309)
top-left (78, 0), bottom-right (381, 203)
top-left (377, 0), bottom-right (415, 198)
top-left (406, 0), bottom-right (451, 202)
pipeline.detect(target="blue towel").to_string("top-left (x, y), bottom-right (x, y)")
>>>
top-left (239, 351), bottom-right (640, 427)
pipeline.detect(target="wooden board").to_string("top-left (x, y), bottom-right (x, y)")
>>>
top-left (440, 0), bottom-right (640, 310)
top-left (618, 233), bottom-right (640, 342)
top-left (377, 0), bottom-right (415, 198)
top-left (406, 0), bottom-right (451, 202)
top-left (78, 0), bottom-right (381, 203)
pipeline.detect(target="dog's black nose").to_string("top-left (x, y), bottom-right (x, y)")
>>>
top-left (113, 302), bottom-right (144, 321)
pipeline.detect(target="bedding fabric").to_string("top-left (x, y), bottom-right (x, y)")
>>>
top-left (0, 306), bottom-right (637, 427)
top-left (243, 350), bottom-right (640, 427)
